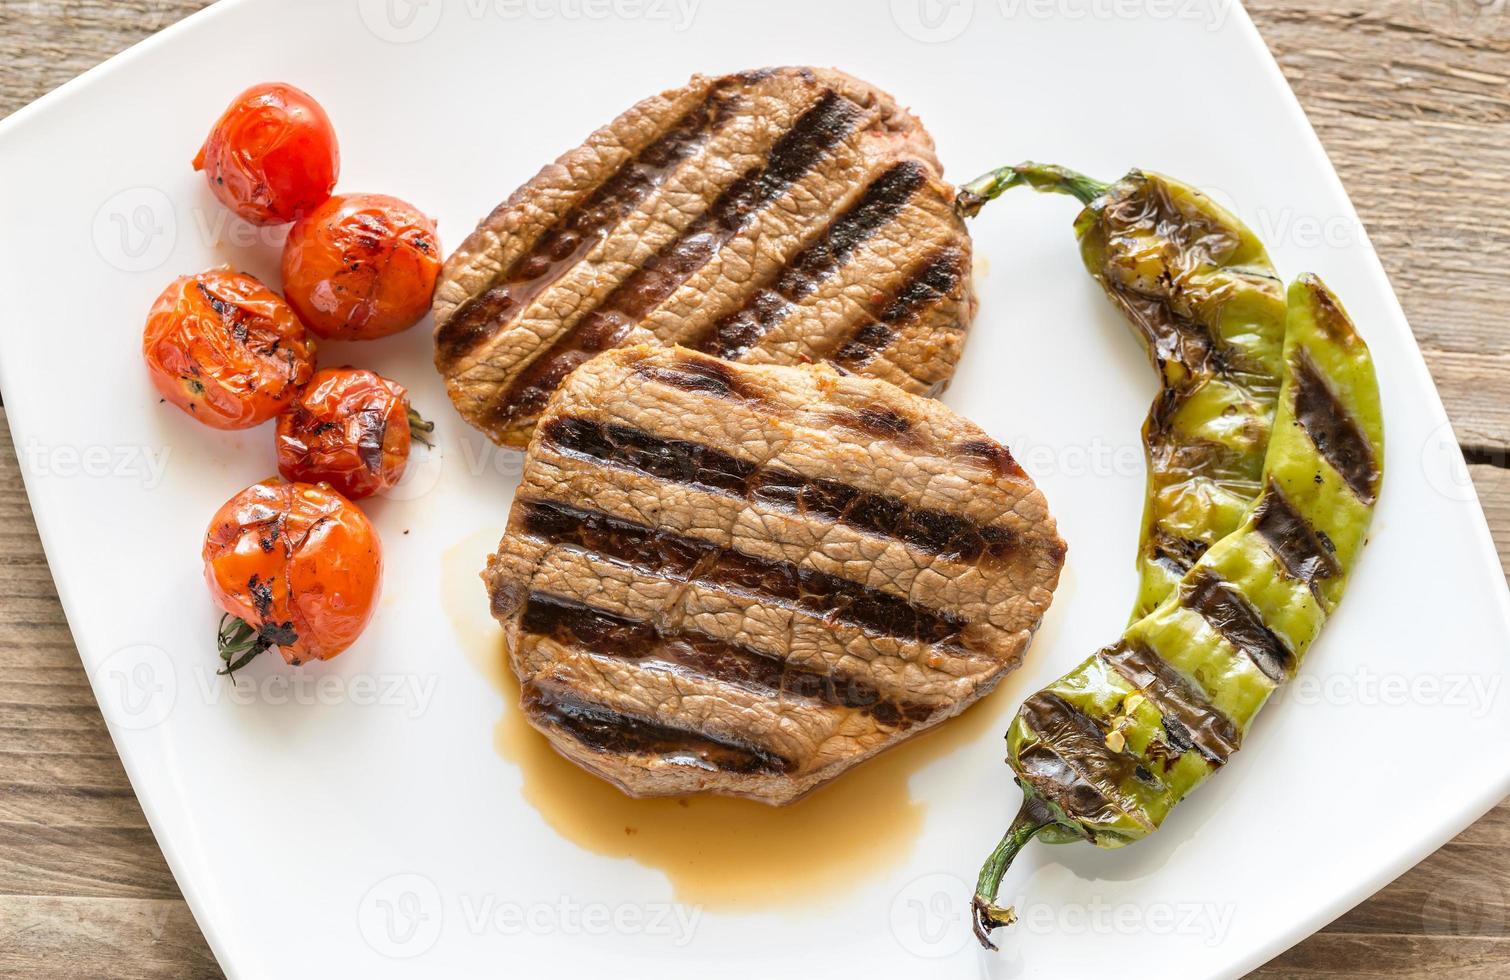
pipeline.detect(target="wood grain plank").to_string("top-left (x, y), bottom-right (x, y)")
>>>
top-left (1472, 463), bottom-right (1510, 576)
top-left (1247, 0), bottom-right (1510, 449)
top-left (0, 896), bottom-right (220, 979)
top-left (1260, 936), bottom-right (1510, 979)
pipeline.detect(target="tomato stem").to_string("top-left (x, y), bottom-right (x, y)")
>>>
top-left (407, 403), bottom-right (436, 448)
top-left (216, 614), bottom-right (270, 680)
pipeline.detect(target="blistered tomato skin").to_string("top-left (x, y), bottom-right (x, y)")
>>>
top-left (193, 82), bottom-right (339, 226)
top-left (281, 193), bottom-right (442, 340)
top-left (276, 368), bottom-right (413, 499)
top-left (203, 480), bottom-right (382, 665)
top-left (143, 268), bottom-right (316, 429)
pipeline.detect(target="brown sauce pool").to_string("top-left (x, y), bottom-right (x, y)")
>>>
top-left (442, 529), bottom-right (1025, 909)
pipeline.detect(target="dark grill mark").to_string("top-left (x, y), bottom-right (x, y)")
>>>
top-left (1104, 281), bottom-right (1225, 392)
top-left (1099, 640), bottom-right (1240, 766)
top-left (1181, 567), bottom-right (1294, 683)
top-left (831, 246), bottom-right (965, 368)
top-left (520, 591), bottom-right (928, 728)
top-left (1096, 177), bottom-right (1253, 385)
top-left (691, 161), bottom-right (927, 358)
top-left (956, 439), bottom-right (1026, 480)
top-left (826, 406), bottom-right (918, 447)
top-left (632, 356), bottom-right (756, 401)
top-left (434, 86), bottom-right (742, 370)
top-left (519, 498), bottom-right (970, 649)
top-left (542, 416), bottom-right (1022, 563)
top-left (1017, 692), bottom-right (1155, 826)
top-left (1252, 482), bottom-right (1341, 588)
top-left (546, 416), bottom-right (754, 494)
top-left (490, 91), bottom-right (864, 429)
top-left (1291, 349), bottom-right (1379, 503)
top-left (1147, 527), bottom-right (1209, 577)
top-left (523, 681), bottom-right (790, 775)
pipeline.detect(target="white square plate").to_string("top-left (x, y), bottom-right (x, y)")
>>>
top-left (2, 1), bottom-right (1507, 977)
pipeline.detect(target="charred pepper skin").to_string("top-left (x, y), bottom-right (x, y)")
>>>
top-left (971, 274), bottom-right (1384, 948)
top-left (961, 163), bottom-right (1288, 621)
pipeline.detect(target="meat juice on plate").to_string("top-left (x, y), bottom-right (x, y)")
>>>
top-left (442, 528), bottom-right (1028, 908)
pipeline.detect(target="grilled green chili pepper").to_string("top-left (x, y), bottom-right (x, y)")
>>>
top-left (970, 274), bottom-right (1384, 948)
top-left (959, 164), bottom-right (1288, 620)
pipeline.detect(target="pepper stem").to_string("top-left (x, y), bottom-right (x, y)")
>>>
top-left (955, 161), bottom-right (1110, 218)
top-left (407, 403), bottom-right (436, 448)
top-left (972, 795), bottom-right (1054, 949)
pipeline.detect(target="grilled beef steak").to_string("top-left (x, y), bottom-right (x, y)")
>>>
top-left (435, 66), bottom-right (975, 447)
top-left (484, 346), bottom-right (1066, 803)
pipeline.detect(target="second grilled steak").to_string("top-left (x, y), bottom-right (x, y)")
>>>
top-left (485, 346), bottom-right (1066, 804)
top-left (435, 66), bottom-right (975, 448)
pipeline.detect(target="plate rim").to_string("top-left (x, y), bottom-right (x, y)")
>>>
top-left (0, 3), bottom-right (1507, 978)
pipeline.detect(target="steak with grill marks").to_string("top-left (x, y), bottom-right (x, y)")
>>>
top-left (484, 346), bottom-right (1066, 804)
top-left (434, 66), bottom-right (975, 448)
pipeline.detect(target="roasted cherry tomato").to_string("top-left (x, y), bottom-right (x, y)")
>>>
top-left (143, 268), bottom-right (316, 429)
top-left (203, 479), bottom-right (382, 673)
top-left (193, 82), bottom-right (340, 226)
top-left (275, 367), bottom-right (434, 499)
top-left (281, 193), bottom-right (441, 340)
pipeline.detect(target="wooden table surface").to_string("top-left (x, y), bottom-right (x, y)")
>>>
top-left (1, 1), bottom-right (1506, 976)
